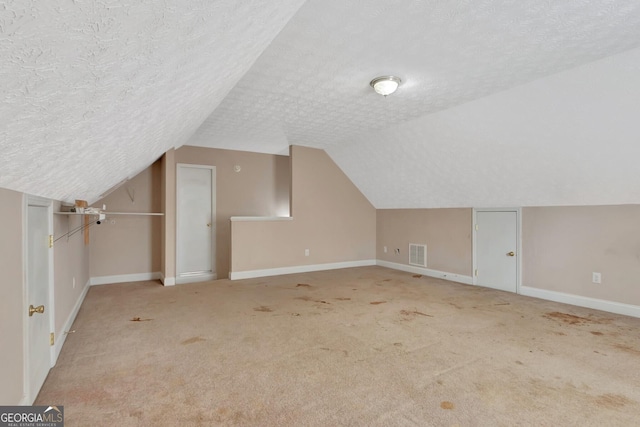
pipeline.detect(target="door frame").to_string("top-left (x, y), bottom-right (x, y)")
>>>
top-left (22, 195), bottom-right (55, 404)
top-left (175, 163), bottom-right (216, 284)
top-left (472, 207), bottom-right (522, 294)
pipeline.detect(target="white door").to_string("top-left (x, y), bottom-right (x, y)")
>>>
top-left (176, 164), bottom-right (216, 284)
top-left (475, 210), bottom-right (518, 293)
top-left (26, 200), bottom-right (53, 403)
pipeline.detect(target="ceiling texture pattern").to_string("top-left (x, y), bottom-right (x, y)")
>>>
top-left (0, 0), bottom-right (305, 203)
top-left (2, 0), bottom-right (640, 206)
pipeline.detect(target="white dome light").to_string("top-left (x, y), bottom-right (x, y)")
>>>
top-left (370, 76), bottom-right (402, 96)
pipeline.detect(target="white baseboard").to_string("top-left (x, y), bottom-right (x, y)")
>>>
top-left (376, 260), bottom-right (473, 285)
top-left (520, 286), bottom-right (640, 319)
top-left (90, 272), bottom-right (161, 286)
top-left (160, 273), bottom-right (175, 286)
top-left (230, 259), bottom-right (377, 280)
top-left (176, 272), bottom-right (217, 285)
top-left (54, 279), bottom-right (91, 362)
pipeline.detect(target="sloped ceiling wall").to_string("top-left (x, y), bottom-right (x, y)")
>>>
top-left (2, 0), bottom-right (640, 208)
top-left (326, 47), bottom-right (640, 208)
top-left (0, 0), bottom-right (305, 203)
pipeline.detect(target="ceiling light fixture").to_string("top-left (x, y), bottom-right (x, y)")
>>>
top-left (370, 76), bottom-right (401, 96)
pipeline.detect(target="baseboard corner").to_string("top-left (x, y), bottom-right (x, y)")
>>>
top-left (376, 260), bottom-right (473, 285)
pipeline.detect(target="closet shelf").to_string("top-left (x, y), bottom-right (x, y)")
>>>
top-left (55, 212), bottom-right (164, 216)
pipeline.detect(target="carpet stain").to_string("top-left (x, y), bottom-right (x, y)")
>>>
top-left (254, 306), bottom-right (273, 312)
top-left (612, 344), bottom-right (640, 356)
top-left (382, 279), bottom-right (392, 282)
top-left (393, 342), bottom-right (403, 347)
top-left (181, 336), bottom-right (205, 345)
top-left (400, 309), bottom-right (433, 318)
top-left (551, 331), bottom-right (567, 336)
top-left (130, 317), bottom-right (152, 322)
top-left (291, 313), bottom-right (301, 316)
top-left (440, 401), bottom-right (455, 410)
top-left (296, 283), bottom-right (311, 288)
top-left (515, 360), bottom-right (524, 365)
top-left (449, 302), bottom-right (463, 309)
top-left (544, 312), bottom-right (612, 325)
top-left (412, 274), bottom-right (422, 278)
top-left (590, 331), bottom-right (604, 336)
top-left (295, 296), bottom-right (330, 304)
top-left (594, 393), bottom-right (633, 408)
top-left (334, 297), bottom-right (351, 301)
top-left (370, 301), bottom-right (387, 305)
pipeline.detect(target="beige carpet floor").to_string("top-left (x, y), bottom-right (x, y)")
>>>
top-left (36, 266), bottom-right (640, 426)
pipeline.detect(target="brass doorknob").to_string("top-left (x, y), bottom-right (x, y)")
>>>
top-left (507, 251), bottom-right (515, 257)
top-left (29, 304), bottom-right (45, 317)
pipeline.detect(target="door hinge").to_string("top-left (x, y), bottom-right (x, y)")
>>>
top-left (50, 332), bottom-right (55, 346)
top-left (474, 269), bottom-right (478, 277)
top-left (49, 235), bottom-right (54, 248)
top-left (475, 224), bottom-right (478, 231)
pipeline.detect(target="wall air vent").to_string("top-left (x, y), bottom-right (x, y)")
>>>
top-left (409, 244), bottom-right (427, 267)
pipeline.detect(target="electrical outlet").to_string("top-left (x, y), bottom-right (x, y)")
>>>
top-left (383, 246), bottom-right (387, 253)
top-left (592, 272), bottom-right (601, 284)
top-left (304, 248), bottom-right (310, 257)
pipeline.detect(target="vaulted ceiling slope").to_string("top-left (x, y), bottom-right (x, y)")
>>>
top-left (3, 1), bottom-right (640, 208)
top-left (0, 0), bottom-right (306, 203)
top-left (190, 0), bottom-right (640, 208)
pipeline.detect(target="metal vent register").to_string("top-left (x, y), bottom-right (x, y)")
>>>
top-left (409, 244), bottom-right (427, 267)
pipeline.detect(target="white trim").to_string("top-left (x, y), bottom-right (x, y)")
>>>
top-left (23, 195), bottom-right (54, 405)
top-left (160, 273), bottom-right (176, 286)
top-left (176, 272), bottom-right (217, 284)
top-left (472, 207), bottom-right (522, 293)
top-left (21, 195), bottom-right (27, 405)
top-left (376, 260), bottom-right (473, 285)
top-left (90, 272), bottom-right (161, 286)
top-left (54, 279), bottom-right (90, 361)
top-left (520, 286), bottom-right (640, 319)
top-left (230, 216), bottom-right (293, 222)
top-left (230, 259), bottom-right (376, 280)
top-left (176, 163), bottom-right (217, 282)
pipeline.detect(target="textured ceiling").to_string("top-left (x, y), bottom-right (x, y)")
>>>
top-left (190, 0), bottom-right (640, 155)
top-left (327, 47), bottom-right (640, 208)
top-left (0, 0), bottom-right (305, 203)
top-left (3, 0), bottom-right (640, 207)
top-left (188, 0), bottom-right (640, 207)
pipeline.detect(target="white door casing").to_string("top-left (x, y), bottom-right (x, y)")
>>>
top-left (24, 196), bottom-right (54, 404)
top-left (176, 164), bottom-right (216, 284)
top-left (473, 209), bottom-right (520, 293)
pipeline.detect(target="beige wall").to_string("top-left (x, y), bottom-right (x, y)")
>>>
top-left (161, 149), bottom-right (176, 282)
top-left (0, 188), bottom-right (25, 404)
top-left (523, 205), bottom-right (640, 306)
top-left (376, 209), bottom-right (472, 276)
top-left (231, 146), bottom-right (376, 272)
top-left (90, 161), bottom-right (162, 278)
top-left (163, 146), bottom-right (290, 279)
